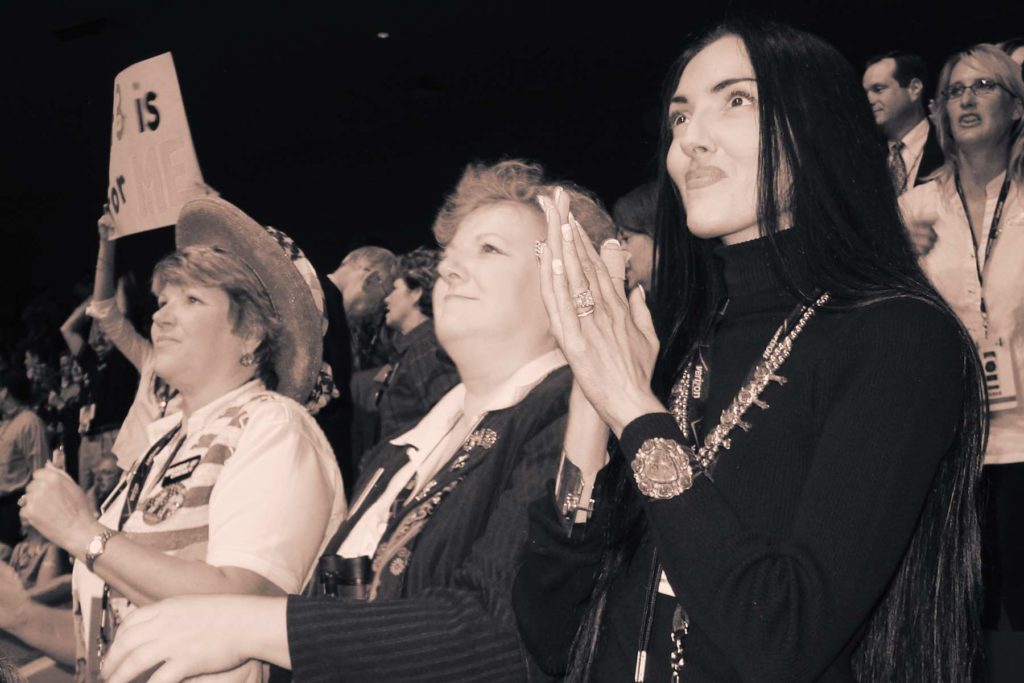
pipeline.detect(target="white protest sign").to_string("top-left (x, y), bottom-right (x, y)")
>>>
top-left (107, 52), bottom-right (205, 238)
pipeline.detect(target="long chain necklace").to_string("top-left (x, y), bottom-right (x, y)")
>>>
top-left (669, 292), bottom-right (830, 472)
top-left (660, 291), bottom-right (829, 682)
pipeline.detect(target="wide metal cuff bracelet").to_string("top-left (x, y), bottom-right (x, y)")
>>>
top-left (631, 437), bottom-right (695, 499)
top-left (555, 451), bottom-right (595, 537)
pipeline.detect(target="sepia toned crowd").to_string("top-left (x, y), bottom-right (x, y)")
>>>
top-left (0, 19), bottom-right (1022, 683)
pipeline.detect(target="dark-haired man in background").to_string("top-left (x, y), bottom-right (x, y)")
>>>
top-left (863, 51), bottom-right (944, 193)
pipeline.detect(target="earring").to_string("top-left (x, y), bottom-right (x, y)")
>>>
top-left (240, 352), bottom-right (256, 367)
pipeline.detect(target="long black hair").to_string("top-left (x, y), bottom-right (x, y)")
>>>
top-left (569, 16), bottom-right (985, 682)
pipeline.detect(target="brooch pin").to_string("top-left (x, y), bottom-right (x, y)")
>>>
top-left (141, 483), bottom-right (187, 524)
top-left (389, 547), bottom-right (412, 576)
top-left (462, 428), bottom-right (498, 451)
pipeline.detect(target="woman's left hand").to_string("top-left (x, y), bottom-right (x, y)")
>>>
top-left (21, 465), bottom-right (101, 557)
top-left (537, 189), bottom-right (665, 436)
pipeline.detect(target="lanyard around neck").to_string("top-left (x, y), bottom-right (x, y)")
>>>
top-left (954, 172), bottom-right (1012, 316)
top-left (108, 423), bottom-right (185, 530)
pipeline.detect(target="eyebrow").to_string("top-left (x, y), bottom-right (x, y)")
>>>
top-left (670, 77), bottom-right (757, 104)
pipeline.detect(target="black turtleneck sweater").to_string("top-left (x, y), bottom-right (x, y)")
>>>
top-left (513, 235), bottom-right (968, 682)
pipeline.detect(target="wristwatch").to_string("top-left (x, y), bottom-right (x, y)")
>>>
top-left (85, 528), bottom-right (118, 572)
top-left (631, 437), bottom-right (695, 499)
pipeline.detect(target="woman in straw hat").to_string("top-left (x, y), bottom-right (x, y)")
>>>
top-left (0, 197), bottom-right (345, 683)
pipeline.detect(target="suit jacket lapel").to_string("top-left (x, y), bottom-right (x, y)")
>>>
top-left (385, 414), bottom-right (506, 533)
top-left (323, 445), bottom-right (410, 557)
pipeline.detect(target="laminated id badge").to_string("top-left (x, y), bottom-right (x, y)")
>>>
top-left (980, 338), bottom-right (1019, 413)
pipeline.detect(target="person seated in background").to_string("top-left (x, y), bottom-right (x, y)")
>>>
top-left (0, 196), bottom-right (345, 683)
top-left (863, 50), bottom-right (944, 193)
top-left (376, 246), bottom-right (458, 442)
top-left (4, 520), bottom-right (70, 605)
top-left (901, 43), bottom-right (1024, 633)
top-left (83, 453), bottom-right (121, 515)
top-left (612, 181), bottom-right (657, 292)
top-left (0, 369), bottom-right (48, 549)
top-left (97, 159), bottom-right (618, 683)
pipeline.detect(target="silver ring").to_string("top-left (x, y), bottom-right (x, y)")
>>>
top-left (573, 289), bottom-right (595, 318)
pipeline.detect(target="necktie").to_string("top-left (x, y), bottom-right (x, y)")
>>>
top-left (889, 141), bottom-right (908, 194)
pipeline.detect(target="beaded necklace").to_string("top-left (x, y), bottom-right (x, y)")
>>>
top-left (669, 292), bottom-right (830, 473)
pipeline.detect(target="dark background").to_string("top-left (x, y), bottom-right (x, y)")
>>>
top-left (1, 0), bottom-right (1021, 355)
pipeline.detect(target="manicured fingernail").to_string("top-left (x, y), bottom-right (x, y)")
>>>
top-left (637, 283), bottom-right (646, 300)
top-left (601, 238), bottom-right (621, 250)
top-left (561, 223), bottom-right (573, 242)
top-left (552, 258), bottom-right (564, 275)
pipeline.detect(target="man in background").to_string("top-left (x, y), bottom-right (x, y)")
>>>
top-left (863, 51), bottom-right (944, 192)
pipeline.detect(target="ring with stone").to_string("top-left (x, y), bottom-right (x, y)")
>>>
top-left (573, 289), bottom-right (596, 318)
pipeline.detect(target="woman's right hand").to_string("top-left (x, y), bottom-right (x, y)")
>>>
top-left (0, 562), bottom-right (30, 630)
top-left (537, 189), bottom-right (662, 437)
top-left (559, 235), bottom-right (630, 476)
top-left (98, 211), bottom-right (115, 242)
top-left (93, 208), bottom-right (118, 301)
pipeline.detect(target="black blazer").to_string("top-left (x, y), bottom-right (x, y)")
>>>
top-left (287, 365), bottom-right (571, 682)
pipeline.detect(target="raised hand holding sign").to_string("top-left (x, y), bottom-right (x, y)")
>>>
top-left (107, 52), bottom-right (206, 238)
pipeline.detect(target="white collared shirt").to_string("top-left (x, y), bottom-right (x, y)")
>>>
top-left (901, 173), bottom-right (1024, 464)
top-left (339, 349), bottom-right (567, 559)
top-left (894, 117), bottom-right (931, 190)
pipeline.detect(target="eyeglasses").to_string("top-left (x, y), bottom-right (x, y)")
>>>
top-left (941, 78), bottom-right (1009, 99)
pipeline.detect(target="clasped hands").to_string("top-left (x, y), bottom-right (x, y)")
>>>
top-left (536, 188), bottom-right (664, 438)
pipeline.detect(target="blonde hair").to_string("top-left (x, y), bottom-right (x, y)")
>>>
top-left (432, 159), bottom-right (615, 247)
top-left (930, 43), bottom-right (1024, 182)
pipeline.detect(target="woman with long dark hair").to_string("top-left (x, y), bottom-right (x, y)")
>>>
top-left (514, 18), bottom-right (985, 682)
